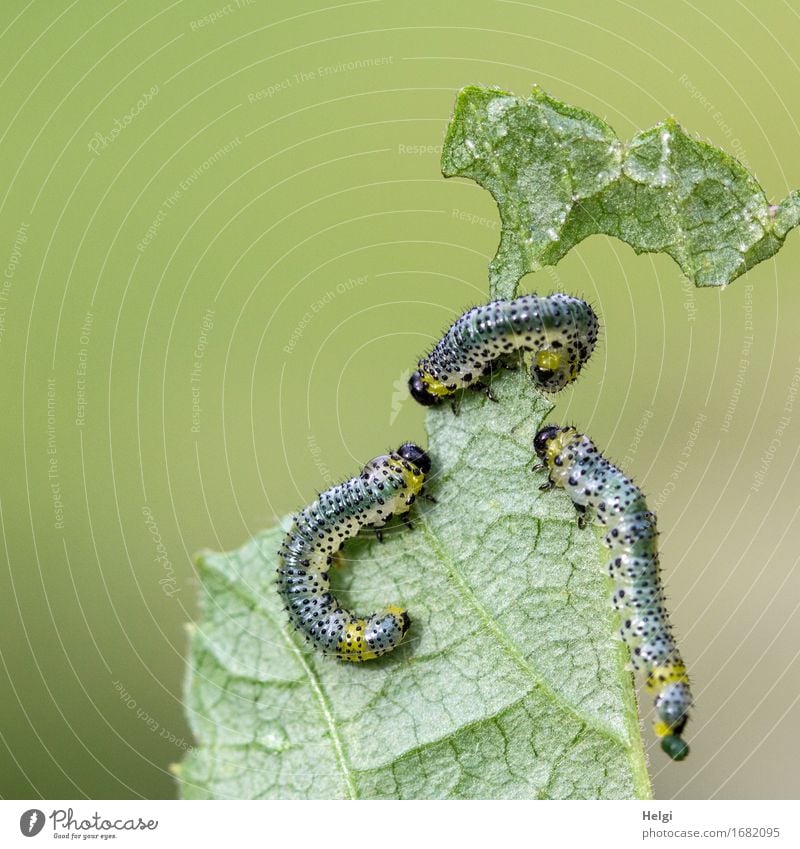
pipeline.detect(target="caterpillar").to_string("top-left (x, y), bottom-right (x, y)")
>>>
top-left (276, 442), bottom-right (432, 662)
top-left (533, 425), bottom-right (692, 761)
top-left (408, 294), bottom-right (598, 406)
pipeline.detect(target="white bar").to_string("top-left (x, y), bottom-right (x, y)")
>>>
top-left (1, 800), bottom-right (796, 848)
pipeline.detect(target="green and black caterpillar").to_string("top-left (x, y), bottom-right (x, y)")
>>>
top-left (408, 294), bottom-right (598, 406)
top-left (276, 443), bottom-right (431, 662)
top-left (534, 425), bottom-right (693, 760)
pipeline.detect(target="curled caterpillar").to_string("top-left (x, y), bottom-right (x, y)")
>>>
top-left (533, 425), bottom-right (692, 761)
top-left (276, 443), bottom-right (431, 662)
top-left (408, 294), bottom-right (598, 406)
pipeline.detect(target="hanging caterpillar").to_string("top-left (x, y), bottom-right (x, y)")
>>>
top-left (533, 425), bottom-right (692, 761)
top-left (408, 294), bottom-right (598, 406)
top-left (276, 442), bottom-right (432, 662)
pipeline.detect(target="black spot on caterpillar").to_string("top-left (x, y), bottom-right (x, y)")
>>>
top-left (533, 425), bottom-right (692, 761)
top-left (276, 443), bottom-right (431, 662)
top-left (408, 294), bottom-right (598, 406)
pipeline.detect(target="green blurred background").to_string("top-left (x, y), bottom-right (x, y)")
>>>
top-left (1, 0), bottom-right (799, 800)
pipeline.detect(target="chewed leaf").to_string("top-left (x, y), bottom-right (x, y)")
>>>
top-left (180, 370), bottom-right (652, 799)
top-left (442, 85), bottom-right (800, 298)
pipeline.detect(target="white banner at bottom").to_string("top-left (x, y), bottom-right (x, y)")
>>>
top-left (1, 799), bottom-right (795, 848)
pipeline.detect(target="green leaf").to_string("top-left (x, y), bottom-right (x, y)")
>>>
top-left (179, 369), bottom-right (652, 799)
top-left (442, 85), bottom-right (800, 299)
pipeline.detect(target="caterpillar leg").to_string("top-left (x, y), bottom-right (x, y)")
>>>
top-left (497, 352), bottom-right (522, 371)
top-left (450, 394), bottom-right (462, 416)
top-left (469, 381), bottom-right (499, 402)
top-left (373, 509), bottom-right (396, 542)
top-left (574, 503), bottom-right (588, 530)
top-left (538, 479), bottom-right (555, 492)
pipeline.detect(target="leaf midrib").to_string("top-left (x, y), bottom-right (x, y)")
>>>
top-left (415, 515), bottom-right (629, 749)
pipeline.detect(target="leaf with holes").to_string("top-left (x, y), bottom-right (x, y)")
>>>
top-left (442, 85), bottom-right (800, 299)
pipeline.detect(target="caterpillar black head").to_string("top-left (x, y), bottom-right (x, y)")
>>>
top-left (408, 371), bottom-right (439, 407)
top-left (397, 442), bottom-right (431, 474)
top-left (533, 425), bottom-right (561, 460)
